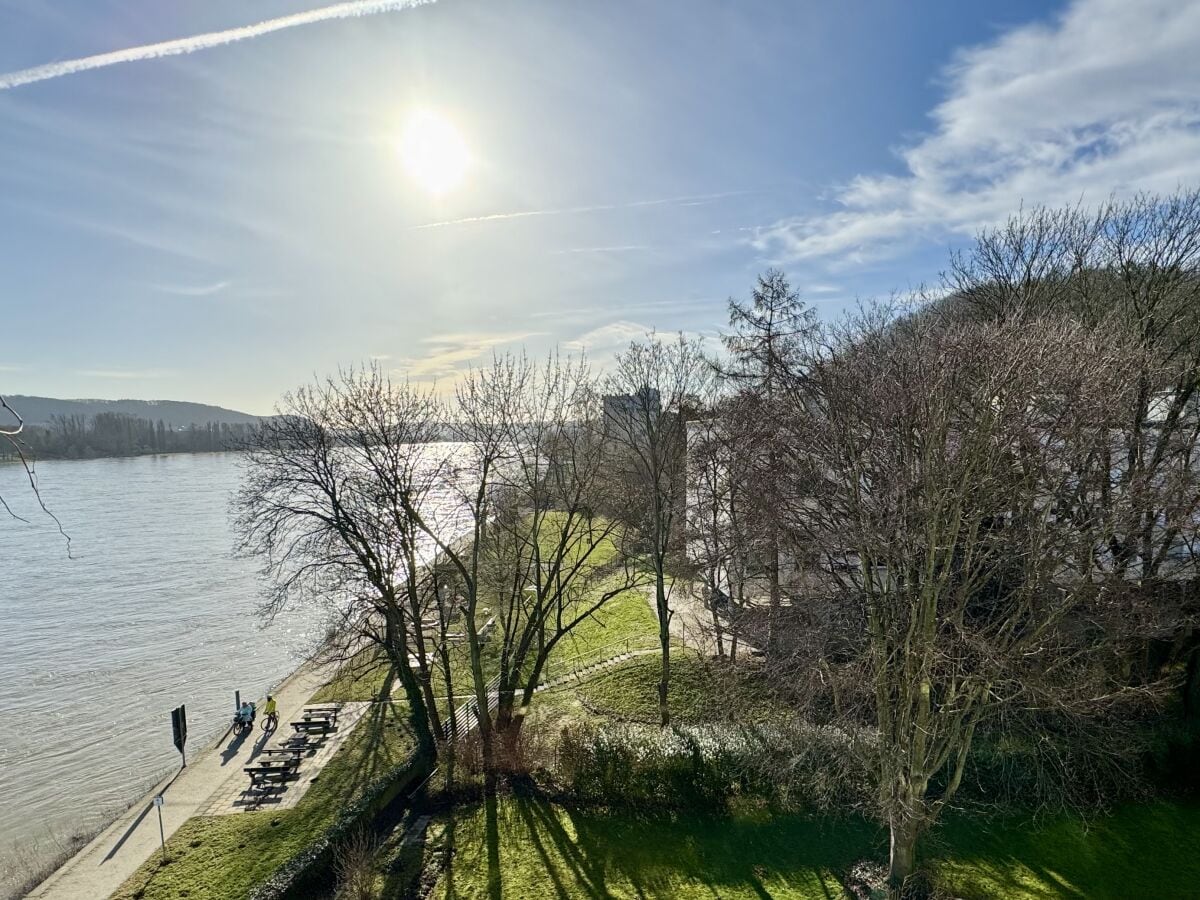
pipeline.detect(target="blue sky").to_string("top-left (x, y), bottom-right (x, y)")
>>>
top-left (2, 0), bottom-right (1199, 413)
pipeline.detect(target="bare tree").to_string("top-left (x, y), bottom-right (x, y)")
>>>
top-left (947, 189), bottom-right (1200, 703)
top-left (603, 334), bottom-right (714, 726)
top-left (772, 307), bottom-right (1171, 891)
top-left (947, 190), bottom-right (1200, 585)
top-left (684, 406), bottom-right (759, 660)
top-left (234, 366), bottom-right (448, 759)
top-left (1, 395), bottom-right (69, 549)
top-left (470, 354), bottom-right (647, 753)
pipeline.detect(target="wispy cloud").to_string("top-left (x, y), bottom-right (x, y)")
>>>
top-left (149, 280), bottom-right (231, 297)
top-left (396, 331), bottom-right (546, 381)
top-left (0, 0), bottom-right (436, 91)
top-left (754, 0), bottom-right (1200, 267)
top-left (552, 245), bottom-right (648, 255)
top-left (412, 191), bottom-right (751, 230)
top-left (562, 321), bottom-right (654, 353)
top-left (76, 368), bottom-right (173, 379)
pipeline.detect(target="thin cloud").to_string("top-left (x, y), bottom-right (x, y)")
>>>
top-left (553, 245), bottom-right (648, 255)
top-left (753, 0), bottom-right (1200, 267)
top-left (0, 0), bottom-right (436, 91)
top-left (76, 368), bottom-right (173, 379)
top-left (397, 331), bottom-right (546, 381)
top-left (149, 280), bottom-right (231, 297)
top-left (412, 191), bottom-right (752, 230)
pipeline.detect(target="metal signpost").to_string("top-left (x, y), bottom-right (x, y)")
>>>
top-left (171, 704), bottom-right (188, 768)
top-left (153, 794), bottom-right (167, 861)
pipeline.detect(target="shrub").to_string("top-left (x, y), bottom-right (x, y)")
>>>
top-left (556, 721), bottom-right (874, 813)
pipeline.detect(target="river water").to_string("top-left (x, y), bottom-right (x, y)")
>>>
top-left (0, 453), bottom-right (323, 888)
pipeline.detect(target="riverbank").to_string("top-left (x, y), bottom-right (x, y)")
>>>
top-left (24, 661), bottom-right (328, 900)
top-left (0, 453), bottom-right (326, 885)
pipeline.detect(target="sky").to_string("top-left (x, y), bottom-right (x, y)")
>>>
top-left (2, 0), bottom-right (1200, 413)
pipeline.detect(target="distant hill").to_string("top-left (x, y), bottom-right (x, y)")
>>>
top-left (5, 395), bottom-right (260, 429)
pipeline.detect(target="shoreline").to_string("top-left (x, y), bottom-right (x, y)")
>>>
top-left (22, 657), bottom-right (324, 900)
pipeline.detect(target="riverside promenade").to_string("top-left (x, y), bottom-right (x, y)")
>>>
top-left (26, 663), bottom-right (329, 900)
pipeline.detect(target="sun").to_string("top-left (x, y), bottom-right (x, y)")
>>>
top-left (397, 109), bottom-right (471, 195)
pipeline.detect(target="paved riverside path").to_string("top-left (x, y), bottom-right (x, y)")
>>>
top-left (27, 663), bottom-right (329, 900)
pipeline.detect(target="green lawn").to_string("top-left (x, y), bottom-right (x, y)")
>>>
top-left (310, 645), bottom-right (395, 703)
top-left (540, 650), bottom-right (787, 725)
top-left (425, 797), bottom-right (1200, 900)
top-left (931, 801), bottom-right (1200, 899)
top-left (539, 585), bottom-right (661, 679)
top-left (429, 796), bottom-right (877, 900)
top-left (111, 701), bottom-right (415, 900)
top-left (315, 580), bottom-right (663, 708)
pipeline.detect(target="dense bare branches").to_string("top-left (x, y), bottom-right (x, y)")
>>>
top-left (947, 190), bottom-right (1200, 585)
top-left (603, 333), bottom-right (714, 726)
top-left (764, 301), bottom-right (1180, 889)
top-left (234, 366), bottom-right (448, 756)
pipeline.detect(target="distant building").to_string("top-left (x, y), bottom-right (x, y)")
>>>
top-left (602, 387), bottom-right (661, 427)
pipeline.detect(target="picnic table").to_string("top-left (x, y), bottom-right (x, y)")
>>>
top-left (244, 761), bottom-right (300, 786)
top-left (302, 704), bottom-right (342, 722)
top-left (291, 718), bottom-right (334, 735)
top-left (260, 747), bottom-right (304, 762)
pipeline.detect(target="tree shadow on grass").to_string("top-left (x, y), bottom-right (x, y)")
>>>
top-left (485, 790), bottom-right (502, 900)
top-left (462, 790), bottom-right (882, 899)
top-left (514, 793), bottom-right (608, 899)
top-left (326, 671), bottom-right (408, 803)
top-left (926, 802), bottom-right (1200, 900)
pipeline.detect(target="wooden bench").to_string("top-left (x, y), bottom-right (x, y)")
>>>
top-left (291, 719), bottom-right (334, 735)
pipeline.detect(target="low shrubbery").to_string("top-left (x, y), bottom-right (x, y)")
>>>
top-left (556, 721), bottom-right (874, 813)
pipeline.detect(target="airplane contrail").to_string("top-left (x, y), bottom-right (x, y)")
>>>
top-left (412, 191), bottom-right (753, 229)
top-left (0, 0), bottom-right (437, 91)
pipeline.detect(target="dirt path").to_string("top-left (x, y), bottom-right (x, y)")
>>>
top-left (26, 663), bottom-right (328, 900)
top-left (646, 584), bottom-right (759, 657)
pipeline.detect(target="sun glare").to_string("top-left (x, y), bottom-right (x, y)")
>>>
top-left (397, 109), bottom-right (471, 195)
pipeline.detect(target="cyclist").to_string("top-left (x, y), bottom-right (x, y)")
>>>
top-left (261, 694), bottom-right (279, 731)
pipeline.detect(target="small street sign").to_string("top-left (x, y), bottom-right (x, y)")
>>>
top-left (171, 705), bottom-right (188, 766)
top-left (153, 794), bottom-right (167, 859)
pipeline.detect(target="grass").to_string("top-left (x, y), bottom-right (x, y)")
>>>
top-left (428, 795), bottom-right (878, 900)
top-left (538, 650), bottom-right (787, 726)
top-left (310, 646), bottom-right (394, 703)
top-left (313, 575), bottom-right (664, 711)
top-left (110, 701), bottom-right (415, 900)
top-left (930, 801), bottom-right (1200, 899)
top-left (424, 796), bottom-right (1200, 900)
top-left (539, 585), bottom-right (661, 677)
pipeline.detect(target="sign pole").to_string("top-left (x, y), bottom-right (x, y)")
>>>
top-left (153, 795), bottom-right (167, 861)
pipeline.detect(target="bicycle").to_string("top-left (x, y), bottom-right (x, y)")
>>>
top-left (260, 711), bottom-right (279, 734)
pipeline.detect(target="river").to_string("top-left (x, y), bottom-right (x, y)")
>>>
top-left (0, 453), bottom-right (323, 891)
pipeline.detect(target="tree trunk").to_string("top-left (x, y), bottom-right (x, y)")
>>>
top-left (390, 646), bottom-right (436, 759)
top-left (887, 812), bottom-right (920, 895)
top-left (708, 567), bottom-right (725, 659)
top-left (656, 563), bottom-right (671, 727)
top-left (767, 540), bottom-right (781, 655)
